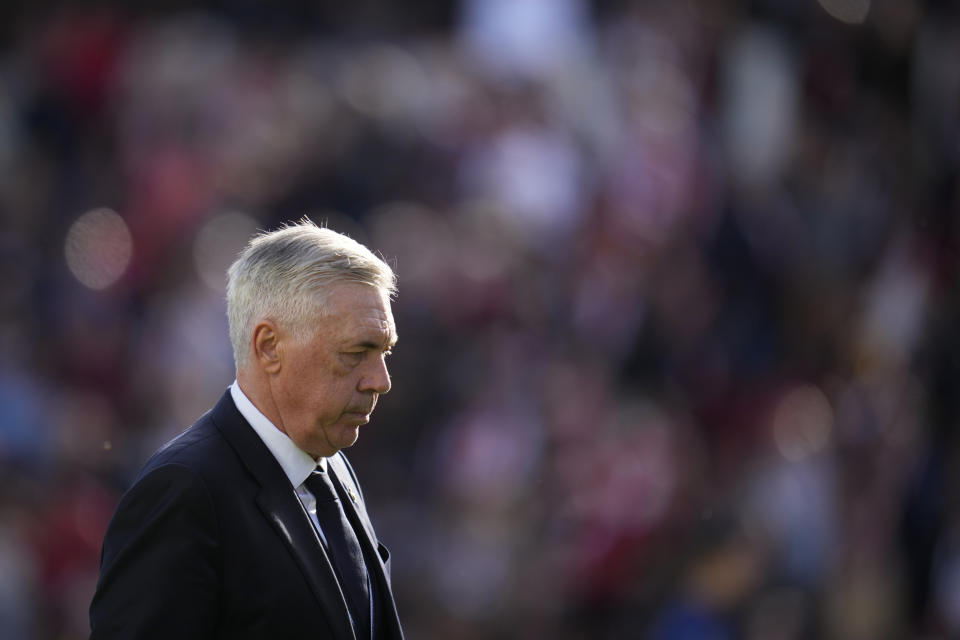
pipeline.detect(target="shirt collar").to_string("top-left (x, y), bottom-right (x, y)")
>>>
top-left (229, 381), bottom-right (326, 488)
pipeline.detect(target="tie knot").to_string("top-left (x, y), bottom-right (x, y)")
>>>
top-left (305, 469), bottom-right (340, 504)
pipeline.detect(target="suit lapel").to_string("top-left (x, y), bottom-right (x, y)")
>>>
top-left (329, 454), bottom-right (405, 640)
top-left (329, 455), bottom-right (378, 543)
top-left (210, 391), bottom-right (356, 640)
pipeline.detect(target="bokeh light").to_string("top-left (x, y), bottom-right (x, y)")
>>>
top-left (772, 385), bottom-right (834, 461)
top-left (193, 211), bottom-right (260, 292)
top-left (339, 44), bottom-right (430, 123)
top-left (722, 27), bottom-right (798, 189)
top-left (64, 208), bottom-right (133, 290)
top-left (818, 0), bottom-right (871, 25)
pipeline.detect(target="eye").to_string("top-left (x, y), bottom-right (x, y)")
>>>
top-left (341, 351), bottom-right (364, 364)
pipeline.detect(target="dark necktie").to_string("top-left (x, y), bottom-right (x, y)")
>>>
top-left (305, 467), bottom-right (371, 639)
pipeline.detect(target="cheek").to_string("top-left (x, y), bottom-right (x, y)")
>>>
top-left (329, 355), bottom-right (358, 378)
top-left (298, 361), bottom-right (357, 411)
top-left (280, 354), bottom-right (329, 407)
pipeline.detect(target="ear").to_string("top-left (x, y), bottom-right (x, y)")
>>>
top-left (252, 320), bottom-right (283, 374)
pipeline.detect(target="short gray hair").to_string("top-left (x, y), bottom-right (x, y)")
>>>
top-left (226, 219), bottom-right (396, 368)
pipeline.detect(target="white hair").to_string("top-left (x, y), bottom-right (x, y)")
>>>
top-left (226, 219), bottom-right (396, 368)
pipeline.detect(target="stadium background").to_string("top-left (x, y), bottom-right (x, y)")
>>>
top-left (1, 0), bottom-right (959, 638)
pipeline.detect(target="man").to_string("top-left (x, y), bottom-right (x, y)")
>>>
top-left (90, 221), bottom-right (404, 639)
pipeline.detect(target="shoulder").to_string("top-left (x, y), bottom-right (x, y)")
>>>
top-left (137, 390), bottom-right (250, 473)
top-left (138, 411), bottom-right (233, 480)
top-left (103, 412), bottom-right (240, 552)
top-left (109, 461), bottom-right (219, 536)
top-left (116, 415), bottom-right (226, 514)
top-left (119, 409), bottom-right (253, 521)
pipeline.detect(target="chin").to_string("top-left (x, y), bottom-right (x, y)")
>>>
top-left (338, 426), bottom-right (361, 448)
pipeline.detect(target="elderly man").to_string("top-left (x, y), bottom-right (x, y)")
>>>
top-left (90, 221), bottom-right (404, 640)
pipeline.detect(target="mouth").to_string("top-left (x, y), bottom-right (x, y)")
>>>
top-left (344, 409), bottom-right (373, 424)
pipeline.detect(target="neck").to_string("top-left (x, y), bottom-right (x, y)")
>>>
top-left (236, 369), bottom-right (286, 438)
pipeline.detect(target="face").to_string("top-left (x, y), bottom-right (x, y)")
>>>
top-left (270, 283), bottom-right (397, 458)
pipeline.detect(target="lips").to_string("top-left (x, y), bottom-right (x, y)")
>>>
top-left (346, 399), bottom-right (376, 415)
top-left (343, 411), bottom-right (371, 426)
top-left (344, 408), bottom-right (374, 421)
top-left (346, 407), bottom-right (373, 415)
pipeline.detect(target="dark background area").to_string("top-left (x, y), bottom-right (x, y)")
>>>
top-left (1, 0), bottom-right (959, 638)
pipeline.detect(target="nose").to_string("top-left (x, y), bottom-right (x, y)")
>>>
top-left (359, 353), bottom-right (391, 395)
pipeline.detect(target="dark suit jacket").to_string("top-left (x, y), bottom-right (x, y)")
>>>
top-left (90, 390), bottom-right (404, 640)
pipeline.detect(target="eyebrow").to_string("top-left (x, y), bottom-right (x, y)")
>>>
top-left (353, 337), bottom-right (398, 350)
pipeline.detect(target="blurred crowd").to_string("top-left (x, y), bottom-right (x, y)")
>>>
top-left (1, 0), bottom-right (959, 638)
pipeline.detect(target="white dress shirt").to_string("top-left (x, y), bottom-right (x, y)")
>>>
top-left (229, 381), bottom-right (330, 545)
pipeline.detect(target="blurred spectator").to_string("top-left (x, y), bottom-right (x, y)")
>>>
top-left (0, 0), bottom-right (957, 638)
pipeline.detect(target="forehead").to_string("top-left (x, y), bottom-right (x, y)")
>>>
top-left (323, 283), bottom-right (396, 344)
